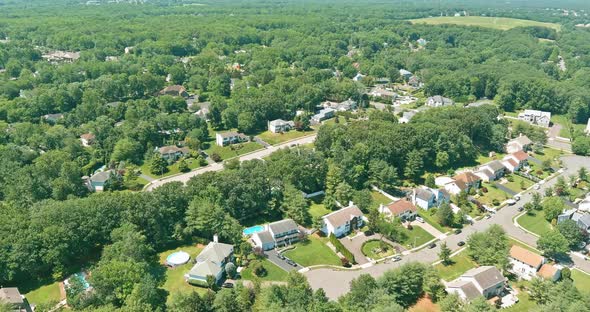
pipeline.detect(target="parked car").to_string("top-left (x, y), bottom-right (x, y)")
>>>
top-left (277, 254), bottom-right (285, 260)
top-left (392, 255), bottom-right (402, 262)
top-left (416, 216), bottom-right (425, 223)
top-left (286, 259), bottom-right (297, 266)
top-left (457, 241), bottom-right (465, 246)
top-left (222, 283), bottom-right (234, 288)
top-left (428, 243), bottom-right (436, 249)
top-left (518, 206), bottom-right (524, 212)
top-left (454, 229), bottom-right (462, 234)
top-left (534, 184), bottom-right (540, 190)
top-left (514, 195), bottom-right (521, 201)
top-left (484, 214), bottom-right (491, 219)
top-left (507, 199), bottom-right (516, 205)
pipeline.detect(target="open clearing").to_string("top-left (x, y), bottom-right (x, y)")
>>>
top-left (410, 16), bottom-right (561, 31)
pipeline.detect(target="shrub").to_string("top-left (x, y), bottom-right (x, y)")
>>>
top-left (210, 153), bottom-right (222, 162)
top-left (481, 187), bottom-right (488, 193)
top-left (252, 261), bottom-right (267, 277)
top-left (340, 257), bottom-right (351, 267)
top-left (492, 199), bottom-right (500, 206)
top-left (329, 233), bottom-right (356, 264)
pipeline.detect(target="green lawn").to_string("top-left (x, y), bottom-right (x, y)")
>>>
top-left (517, 211), bottom-right (552, 236)
top-left (370, 191), bottom-right (393, 209)
top-left (158, 244), bottom-right (208, 301)
top-left (140, 157), bottom-right (205, 179)
top-left (505, 281), bottom-right (536, 312)
top-left (503, 175), bottom-right (534, 193)
top-left (204, 142), bottom-right (263, 161)
top-left (25, 282), bottom-right (62, 308)
top-left (477, 182), bottom-right (511, 206)
top-left (257, 129), bottom-right (315, 145)
top-left (417, 209), bottom-right (448, 233)
top-left (533, 147), bottom-right (564, 163)
top-left (434, 252), bottom-right (477, 282)
top-left (572, 269), bottom-right (590, 295)
top-left (476, 152), bottom-right (506, 166)
top-left (410, 16), bottom-right (561, 31)
top-left (361, 240), bottom-right (396, 260)
top-left (400, 225), bottom-right (435, 249)
top-left (283, 236), bottom-right (341, 267)
top-left (308, 196), bottom-right (331, 220)
top-left (240, 258), bottom-right (288, 282)
top-left (552, 114), bottom-right (587, 139)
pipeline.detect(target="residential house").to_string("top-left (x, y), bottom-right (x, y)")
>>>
top-left (509, 245), bottom-right (545, 280)
top-left (399, 69), bottom-right (413, 80)
top-left (416, 38), bottom-right (427, 46)
top-left (445, 266), bottom-right (506, 302)
top-left (322, 99), bottom-right (357, 112)
top-left (578, 194), bottom-right (590, 212)
top-left (352, 73), bottom-right (365, 82)
top-left (80, 133), bottom-right (96, 147)
top-left (156, 145), bottom-right (190, 161)
top-left (558, 210), bottom-right (590, 232)
top-left (369, 87), bottom-right (396, 100)
top-left (378, 199), bottom-right (417, 221)
top-left (186, 237), bottom-right (234, 285)
top-left (399, 111), bottom-right (417, 124)
top-left (42, 51), bottom-right (81, 63)
top-left (88, 169), bottom-right (116, 192)
top-left (251, 219), bottom-right (300, 251)
top-left (269, 119), bottom-right (295, 133)
top-left (311, 108), bottom-right (335, 124)
top-left (506, 135), bottom-right (533, 154)
top-left (426, 95), bottom-right (454, 107)
top-left (159, 85), bottom-right (189, 98)
top-left (0, 287), bottom-right (32, 312)
top-left (518, 110), bottom-right (551, 128)
top-left (557, 208), bottom-right (577, 223)
top-left (454, 171), bottom-right (482, 191)
top-left (444, 180), bottom-right (469, 196)
top-left (475, 160), bottom-right (506, 182)
top-left (408, 76), bottom-right (422, 88)
top-left (321, 204), bottom-right (366, 237)
top-left (194, 102), bottom-right (211, 120)
top-left (42, 113), bottom-right (64, 124)
top-left (502, 151), bottom-right (529, 173)
top-left (411, 187), bottom-right (450, 210)
top-left (215, 132), bottom-right (248, 147)
top-left (576, 214), bottom-right (590, 232)
top-left (585, 118), bottom-right (590, 134)
top-left (537, 264), bottom-right (562, 281)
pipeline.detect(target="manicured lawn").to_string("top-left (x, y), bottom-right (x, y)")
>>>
top-left (141, 157), bottom-right (205, 179)
top-left (283, 236), bottom-right (341, 267)
top-left (572, 269), bottom-right (590, 295)
top-left (25, 282), bottom-right (62, 308)
top-left (528, 162), bottom-right (552, 180)
top-left (532, 147), bottom-right (564, 167)
top-left (552, 114), bottom-right (587, 139)
top-left (476, 152), bottom-right (506, 166)
top-left (434, 252), bottom-right (477, 282)
top-left (204, 142), bottom-right (263, 161)
top-left (257, 129), bottom-right (315, 145)
top-left (517, 211), bottom-right (552, 236)
top-left (477, 182), bottom-right (511, 206)
top-left (308, 196), bottom-right (331, 220)
top-left (410, 16), bottom-right (561, 31)
top-left (240, 258), bottom-right (288, 282)
top-left (370, 191), bottom-right (393, 209)
top-left (158, 244), bottom-right (208, 301)
top-left (503, 175), bottom-right (534, 193)
top-left (509, 237), bottom-right (539, 253)
top-left (399, 225), bottom-right (435, 249)
top-left (417, 210), bottom-right (448, 233)
top-left (361, 240), bottom-right (396, 260)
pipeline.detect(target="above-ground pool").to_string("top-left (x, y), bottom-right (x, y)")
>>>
top-left (243, 225), bottom-right (265, 235)
top-left (166, 251), bottom-right (191, 267)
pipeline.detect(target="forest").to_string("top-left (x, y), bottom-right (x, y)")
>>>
top-left (1, 0), bottom-right (590, 311)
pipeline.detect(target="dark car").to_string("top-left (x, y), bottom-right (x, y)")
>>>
top-left (518, 206), bottom-right (524, 212)
top-left (277, 254), bottom-right (285, 260)
top-left (454, 229), bottom-right (462, 234)
top-left (428, 243), bottom-right (436, 249)
top-left (222, 283), bottom-right (234, 288)
top-left (457, 241), bottom-right (466, 247)
top-left (286, 259), bottom-right (297, 266)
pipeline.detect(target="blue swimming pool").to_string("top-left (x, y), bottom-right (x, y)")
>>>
top-left (72, 272), bottom-right (90, 290)
top-left (243, 225), bottom-right (265, 235)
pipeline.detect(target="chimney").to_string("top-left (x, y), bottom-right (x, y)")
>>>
top-left (213, 234), bottom-right (218, 243)
top-left (348, 201), bottom-right (354, 207)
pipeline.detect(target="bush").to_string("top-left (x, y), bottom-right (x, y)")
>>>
top-left (329, 233), bottom-right (356, 264)
top-left (210, 153), bottom-right (222, 162)
top-left (252, 261), bottom-right (267, 277)
top-left (340, 257), bottom-right (351, 267)
top-left (481, 187), bottom-right (488, 193)
top-left (492, 199), bottom-right (500, 206)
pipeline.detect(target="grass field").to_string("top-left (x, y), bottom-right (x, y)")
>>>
top-left (503, 175), bottom-right (534, 193)
top-left (517, 211), bottom-right (552, 236)
top-left (434, 251), bottom-right (477, 281)
top-left (477, 182), bottom-right (511, 206)
top-left (25, 282), bottom-right (62, 308)
top-left (257, 129), bottom-right (315, 145)
top-left (370, 191), bottom-right (393, 209)
top-left (283, 236), bottom-right (341, 267)
top-left (241, 258), bottom-right (288, 282)
top-left (475, 152), bottom-right (507, 166)
top-left (410, 16), bottom-right (561, 31)
top-left (400, 225), bottom-right (435, 249)
top-left (417, 210), bottom-right (448, 233)
top-left (572, 269), bottom-right (590, 295)
top-left (141, 157), bottom-right (204, 179)
top-left (204, 142), bottom-right (263, 161)
top-left (158, 244), bottom-right (208, 302)
top-left (308, 195), bottom-right (331, 221)
top-left (552, 114), bottom-right (587, 139)
top-left (361, 240), bottom-right (396, 260)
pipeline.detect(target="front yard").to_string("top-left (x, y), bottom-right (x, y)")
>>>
top-left (517, 211), bottom-right (552, 236)
top-left (257, 129), bottom-right (315, 145)
top-left (503, 175), bottom-right (535, 193)
top-left (240, 258), bottom-right (288, 282)
top-left (434, 251), bottom-right (477, 281)
top-left (361, 240), bottom-right (396, 260)
top-left (204, 142), bottom-right (263, 161)
top-left (417, 209), bottom-right (448, 233)
top-left (283, 236), bottom-right (341, 267)
top-left (158, 244), bottom-right (207, 301)
top-left (399, 225), bottom-right (435, 249)
top-left (476, 182), bottom-right (511, 206)
top-left (572, 269), bottom-right (590, 295)
top-left (140, 156), bottom-right (205, 179)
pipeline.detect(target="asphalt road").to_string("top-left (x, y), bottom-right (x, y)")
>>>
top-left (144, 134), bottom-right (316, 191)
top-left (304, 154), bottom-right (590, 300)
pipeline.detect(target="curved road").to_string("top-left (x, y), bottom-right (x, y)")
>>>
top-left (145, 134), bottom-right (317, 191)
top-left (304, 155), bottom-right (590, 300)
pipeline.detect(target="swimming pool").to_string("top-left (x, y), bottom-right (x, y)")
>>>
top-left (65, 272), bottom-right (90, 290)
top-left (243, 225), bottom-right (265, 235)
top-left (166, 251), bottom-right (190, 267)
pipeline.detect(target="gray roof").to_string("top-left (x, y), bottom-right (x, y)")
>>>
top-left (217, 131), bottom-right (246, 139)
top-left (268, 219), bottom-right (298, 235)
top-left (510, 135), bottom-right (532, 147)
top-left (448, 280), bottom-right (481, 300)
top-left (463, 266), bottom-right (505, 291)
top-left (578, 214), bottom-right (590, 227)
top-left (90, 170), bottom-right (113, 183)
top-left (188, 260), bottom-right (221, 278)
top-left (269, 119), bottom-right (294, 127)
top-left (485, 160), bottom-right (505, 172)
top-left (253, 230), bottom-right (274, 245)
top-left (428, 95), bottom-right (454, 105)
top-left (196, 242), bottom-right (233, 264)
top-left (0, 287), bottom-right (24, 304)
top-left (323, 205), bottom-right (364, 228)
top-left (415, 188), bottom-right (434, 201)
top-left (158, 145), bottom-right (190, 155)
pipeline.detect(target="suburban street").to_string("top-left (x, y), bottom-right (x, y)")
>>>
top-left (144, 134), bottom-right (317, 191)
top-left (304, 154), bottom-right (590, 300)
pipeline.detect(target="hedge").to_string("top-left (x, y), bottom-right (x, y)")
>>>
top-left (329, 233), bottom-right (356, 264)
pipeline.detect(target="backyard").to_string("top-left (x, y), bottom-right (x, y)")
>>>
top-left (504, 281), bottom-right (535, 312)
top-left (370, 191), bottom-right (393, 210)
top-left (257, 129), bottom-right (315, 146)
top-left (283, 236), bottom-right (341, 267)
top-left (434, 251), bottom-right (477, 281)
top-left (203, 141), bottom-right (263, 161)
top-left (572, 269), bottom-right (590, 295)
top-left (158, 244), bottom-right (207, 302)
top-left (25, 282), bottom-right (62, 308)
top-left (361, 239), bottom-right (396, 260)
top-left (308, 195), bottom-right (331, 220)
top-left (240, 258), bottom-right (288, 282)
top-left (399, 225), bottom-right (435, 249)
top-left (517, 211), bottom-right (552, 236)
top-left (552, 114), bottom-right (587, 139)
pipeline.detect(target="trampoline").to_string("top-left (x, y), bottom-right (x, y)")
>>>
top-left (166, 251), bottom-right (191, 267)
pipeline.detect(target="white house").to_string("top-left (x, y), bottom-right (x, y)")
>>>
top-left (268, 119), bottom-right (295, 133)
top-left (378, 199), bottom-right (417, 221)
top-left (251, 219), bottom-right (300, 251)
top-left (215, 132), bottom-right (248, 147)
top-left (186, 237), bottom-right (234, 285)
top-left (509, 245), bottom-right (545, 280)
top-left (88, 170), bottom-right (116, 192)
top-left (321, 204), bottom-right (365, 237)
top-left (585, 118), bottom-right (590, 134)
top-left (156, 145), bottom-right (190, 161)
top-left (426, 95), bottom-right (454, 107)
top-left (80, 133), bottom-right (95, 147)
top-left (475, 160), bottom-right (506, 182)
top-left (399, 69), bottom-right (413, 79)
top-left (502, 151), bottom-right (529, 173)
top-left (311, 108), bottom-right (335, 124)
top-left (446, 266), bottom-right (506, 302)
top-left (399, 111), bottom-right (417, 124)
top-left (411, 187), bottom-right (450, 210)
top-left (506, 135), bottom-right (533, 154)
top-left (518, 110), bottom-right (551, 128)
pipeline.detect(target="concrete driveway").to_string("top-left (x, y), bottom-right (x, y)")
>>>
top-left (267, 249), bottom-right (302, 272)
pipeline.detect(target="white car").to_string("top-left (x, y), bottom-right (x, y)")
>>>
top-left (506, 199), bottom-right (516, 205)
top-left (416, 216), bottom-right (425, 223)
top-left (534, 184), bottom-right (541, 190)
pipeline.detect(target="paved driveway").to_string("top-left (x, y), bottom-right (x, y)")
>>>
top-left (304, 155), bottom-right (590, 300)
top-left (339, 235), bottom-right (370, 265)
top-left (494, 182), bottom-right (517, 196)
top-left (267, 249), bottom-right (302, 272)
